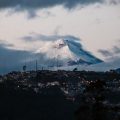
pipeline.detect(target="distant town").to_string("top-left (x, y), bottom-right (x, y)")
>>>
top-left (0, 69), bottom-right (120, 120)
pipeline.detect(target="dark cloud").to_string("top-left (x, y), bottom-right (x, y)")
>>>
top-left (26, 9), bottom-right (38, 19)
top-left (0, 44), bottom-right (35, 74)
top-left (108, 0), bottom-right (120, 5)
top-left (21, 34), bottom-right (80, 42)
top-left (98, 45), bottom-right (120, 58)
top-left (98, 49), bottom-right (113, 57)
top-left (0, 43), bottom-right (63, 74)
top-left (0, 0), bottom-right (102, 10)
top-left (0, 40), bottom-right (14, 47)
top-left (113, 46), bottom-right (120, 54)
top-left (0, 43), bottom-right (14, 48)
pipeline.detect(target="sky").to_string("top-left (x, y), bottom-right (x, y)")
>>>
top-left (0, 0), bottom-right (120, 73)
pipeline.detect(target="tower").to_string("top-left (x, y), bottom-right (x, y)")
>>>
top-left (35, 60), bottom-right (38, 72)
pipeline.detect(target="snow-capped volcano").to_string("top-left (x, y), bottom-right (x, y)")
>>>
top-left (36, 39), bottom-right (102, 66)
top-left (0, 38), bottom-right (103, 74)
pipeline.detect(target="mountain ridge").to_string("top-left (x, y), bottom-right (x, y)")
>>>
top-left (50, 39), bottom-right (102, 66)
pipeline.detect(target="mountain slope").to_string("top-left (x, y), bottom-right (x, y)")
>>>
top-left (49, 39), bottom-right (102, 66)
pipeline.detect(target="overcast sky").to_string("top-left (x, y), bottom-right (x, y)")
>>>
top-left (0, 0), bottom-right (120, 73)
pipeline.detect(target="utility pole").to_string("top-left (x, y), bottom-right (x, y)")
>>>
top-left (23, 48), bottom-right (27, 72)
top-left (35, 60), bottom-right (38, 72)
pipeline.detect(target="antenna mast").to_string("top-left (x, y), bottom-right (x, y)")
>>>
top-left (35, 60), bottom-right (38, 72)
